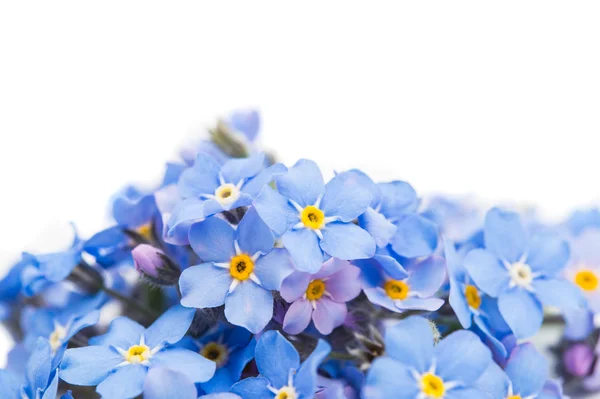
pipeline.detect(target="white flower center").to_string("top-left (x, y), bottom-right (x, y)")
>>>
top-left (274, 386), bottom-right (297, 399)
top-left (214, 183), bottom-right (241, 206)
top-left (508, 262), bottom-right (533, 288)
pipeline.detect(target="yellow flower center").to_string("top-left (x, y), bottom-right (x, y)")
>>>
top-left (507, 396), bottom-right (522, 399)
top-left (200, 342), bottom-right (229, 367)
top-left (575, 270), bottom-right (599, 292)
top-left (421, 373), bottom-right (445, 398)
top-left (465, 284), bottom-right (482, 309)
top-left (384, 279), bottom-right (410, 300)
top-left (136, 223), bottom-right (154, 241)
top-left (229, 254), bottom-right (255, 281)
top-left (48, 325), bottom-right (67, 353)
top-left (306, 279), bottom-right (326, 300)
top-left (125, 344), bottom-right (151, 364)
top-left (275, 386), bottom-right (297, 399)
top-left (301, 205), bottom-right (325, 230)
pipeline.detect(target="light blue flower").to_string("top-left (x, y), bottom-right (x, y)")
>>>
top-left (253, 160), bottom-right (376, 272)
top-left (21, 304), bottom-right (100, 368)
top-left (358, 256), bottom-right (445, 313)
top-left (0, 338), bottom-right (59, 399)
top-left (0, 256), bottom-right (27, 321)
top-left (363, 316), bottom-right (492, 399)
top-left (230, 330), bottom-right (331, 399)
top-left (60, 305), bottom-right (215, 399)
top-left (348, 169), bottom-right (438, 257)
top-left (20, 229), bottom-right (83, 297)
top-left (475, 344), bottom-right (551, 399)
top-left (179, 208), bottom-right (294, 333)
top-left (444, 240), bottom-right (511, 359)
top-left (178, 324), bottom-right (256, 393)
top-left (143, 366), bottom-right (243, 399)
top-left (167, 153), bottom-right (286, 243)
top-left (464, 208), bottom-right (586, 339)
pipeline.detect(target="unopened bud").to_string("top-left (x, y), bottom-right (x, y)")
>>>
top-left (132, 244), bottom-right (180, 286)
top-left (564, 343), bottom-right (594, 377)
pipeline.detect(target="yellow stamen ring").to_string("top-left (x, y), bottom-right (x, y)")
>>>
top-left (306, 279), bottom-right (326, 300)
top-left (384, 279), bottom-right (410, 300)
top-left (229, 254), bottom-right (255, 281)
top-left (301, 205), bottom-right (325, 230)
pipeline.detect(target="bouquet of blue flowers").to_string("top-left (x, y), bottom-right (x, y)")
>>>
top-left (1, 110), bottom-right (599, 399)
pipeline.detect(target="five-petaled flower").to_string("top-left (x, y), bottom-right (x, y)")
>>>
top-left (464, 207), bottom-right (586, 339)
top-left (179, 208), bottom-right (294, 333)
top-left (254, 159), bottom-right (376, 273)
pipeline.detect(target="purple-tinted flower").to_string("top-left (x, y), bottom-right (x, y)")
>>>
top-left (132, 244), bottom-right (180, 286)
top-left (563, 343), bottom-right (594, 378)
top-left (358, 256), bottom-right (446, 313)
top-left (280, 258), bottom-right (361, 335)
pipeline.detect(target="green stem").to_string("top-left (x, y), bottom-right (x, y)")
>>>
top-left (328, 351), bottom-right (357, 361)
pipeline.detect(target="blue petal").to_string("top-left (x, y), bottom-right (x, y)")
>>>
top-left (201, 368), bottom-right (235, 394)
top-left (221, 153), bottom-right (265, 184)
top-left (189, 217), bottom-right (236, 263)
top-left (145, 305), bottom-right (196, 348)
top-left (60, 346), bottom-right (123, 386)
top-left (405, 256), bottom-right (446, 297)
top-left (178, 154), bottom-right (221, 198)
top-left (377, 181), bottom-right (419, 218)
top-left (180, 264), bottom-right (231, 309)
top-left (445, 388), bottom-right (487, 399)
top-left (224, 282), bottom-right (273, 334)
top-left (237, 207), bottom-right (274, 256)
top-left (498, 289), bottom-right (543, 339)
top-left (463, 249), bottom-right (509, 297)
top-left (320, 171), bottom-right (371, 222)
top-left (372, 254), bottom-right (408, 280)
top-left (200, 394), bottom-right (242, 399)
top-left (320, 222), bottom-right (375, 261)
top-left (65, 310), bottom-right (101, 341)
top-left (88, 316), bottom-right (143, 349)
top-left (168, 198), bottom-right (209, 236)
top-left (275, 159), bottom-right (324, 207)
top-left (526, 234), bottom-right (570, 276)
top-left (254, 331), bottom-right (300, 388)
top-left (242, 163), bottom-right (288, 198)
top-left (505, 344), bottom-right (547, 397)
top-left (473, 362), bottom-right (510, 399)
top-left (295, 339), bottom-right (331, 398)
top-left (358, 208), bottom-right (397, 248)
top-left (362, 286), bottom-right (398, 313)
top-left (435, 330), bottom-right (491, 384)
top-left (227, 338), bottom-right (256, 380)
top-left (395, 297), bottom-right (444, 312)
top-left (564, 308), bottom-right (594, 340)
top-left (363, 357), bottom-right (419, 399)
top-left (228, 109), bottom-right (260, 141)
top-left (532, 278), bottom-right (586, 310)
top-left (143, 368), bottom-right (197, 399)
top-left (37, 247), bottom-right (81, 283)
top-left (0, 370), bottom-right (20, 398)
top-left (389, 215), bottom-right (438, 258)
top-left (41, 373), bottom-right (58, 399)
top-left (25, 338), bottom-right (52, 394)
top-left (230, 376), bottom-right (272, 399)
top-left (113, 191), bottom-right (157, 229)
top-left (449, 279), bottom-right (472, 328)
top-left (152, 348), bottom-right (216, 383)
top-left (283, 228), bottom-right (323, 273)
top-left (484, 208), bottom-right (527, 263)
top-left (253, 249), bottom-right (295, 290)
top-left (443, 240), bottom-right (467, 281)
top-left (384, 316), bottom-right (433, 373)
top-left (253, 186), bottom-right (299, 235)
top-left (96, 364), bottom-right (147, 399)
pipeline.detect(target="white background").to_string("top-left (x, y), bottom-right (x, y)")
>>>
top-left (1, 0), bottom-right (600, 374)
